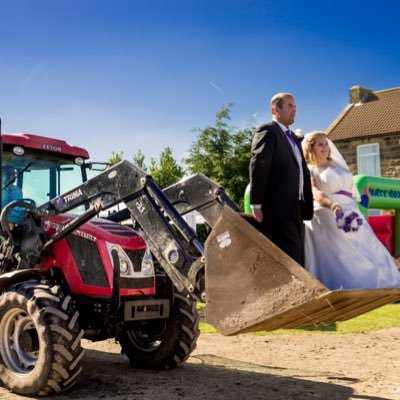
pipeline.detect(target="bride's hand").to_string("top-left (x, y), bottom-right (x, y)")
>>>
top-left (331, 202), bottom-right (344, 218)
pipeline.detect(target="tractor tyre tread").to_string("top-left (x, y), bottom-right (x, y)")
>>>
top-left (119, 293), bottom-right (199, 369)
top-left (0, 280), bottom-right (84, 396)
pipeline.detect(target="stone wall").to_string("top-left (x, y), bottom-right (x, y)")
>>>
top-left (334, 133), bottom-right (400, 178)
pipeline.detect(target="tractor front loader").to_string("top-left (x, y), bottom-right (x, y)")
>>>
top-left (1, 129), bottom-right (400, 397)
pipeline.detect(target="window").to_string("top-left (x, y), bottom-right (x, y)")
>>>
top-left (3, 153), bottom-right (86, 214)
top-left (357, 143), bottom-right (380, 176)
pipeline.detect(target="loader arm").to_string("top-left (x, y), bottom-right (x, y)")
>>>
top-left (14, 161), bottom-right (237, 301)
top-left (105, 173), bottom-right (241, 226)
top-left (162, 174), bottom-right (241, 226)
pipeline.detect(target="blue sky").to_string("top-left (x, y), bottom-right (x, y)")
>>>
top-left (1, 0), bottom-right (399, 165)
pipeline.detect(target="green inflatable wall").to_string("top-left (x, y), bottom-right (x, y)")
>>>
top-left (244, 183), bottom-right (251, 214)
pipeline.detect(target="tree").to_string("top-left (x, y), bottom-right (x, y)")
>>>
top-left (107, 147), bottom-right (182, 188)
top-left (149, 146), bottom-right (184, 189)
top-left (185, 102), bottom-right (255, 209)
top-left (108, 150), bottom-right (124, 165)
top-left (132, 149), bottom-right (148, 172)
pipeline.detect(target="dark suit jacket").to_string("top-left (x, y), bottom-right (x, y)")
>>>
top-left (249, 121), bottom-right (313, 221)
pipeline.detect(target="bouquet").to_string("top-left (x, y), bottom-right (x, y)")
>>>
top-left (335, 209), bottom-right (363, 233)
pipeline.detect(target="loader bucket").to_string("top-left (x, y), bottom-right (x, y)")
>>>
top-left (204, 206), bottom-right (400, 336)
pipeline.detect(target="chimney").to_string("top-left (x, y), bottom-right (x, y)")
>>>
top-left (349, 85), bottom-right (373, 104)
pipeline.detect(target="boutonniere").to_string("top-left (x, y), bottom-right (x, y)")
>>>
top-left (294, 129), bottom-right (304, 139)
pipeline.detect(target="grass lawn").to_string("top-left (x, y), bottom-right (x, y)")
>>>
top-left (198, 303), bottom-right (400, 335)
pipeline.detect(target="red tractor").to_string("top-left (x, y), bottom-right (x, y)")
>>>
top-left (0, 129), bottom-right (232, 396)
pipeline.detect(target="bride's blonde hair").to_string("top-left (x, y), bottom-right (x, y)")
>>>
top-left (303, 131), bottom-right (332, 165)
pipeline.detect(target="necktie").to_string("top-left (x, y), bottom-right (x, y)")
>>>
top-left (285, 129), bottom-right (304, 200)
top-left (285, 130), bottom-right (296, 145)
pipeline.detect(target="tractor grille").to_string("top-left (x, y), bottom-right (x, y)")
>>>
top-left (67, 236), bottom-right (109, 287)
top-left (126, 249), bottom-right (146, 272)
top-left (92, 220), bottom-right (138, 237)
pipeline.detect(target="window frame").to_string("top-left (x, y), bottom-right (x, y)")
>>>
top-left (357, 143), bottom-right (381, 176)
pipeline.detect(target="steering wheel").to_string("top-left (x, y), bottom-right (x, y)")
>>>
top-left (0, 199), bottom-right (37, 239)
top-left (18, 198), bottom-right (36, 207)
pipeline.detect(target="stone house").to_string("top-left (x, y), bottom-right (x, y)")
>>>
top-left (326, 86), bottom-right (400, 178)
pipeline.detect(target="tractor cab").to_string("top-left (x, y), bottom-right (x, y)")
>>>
top-left (1, 133), bottom-right (105, 216)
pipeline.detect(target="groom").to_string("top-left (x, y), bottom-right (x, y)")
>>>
top-left (249, 93), bottom-right (313, 266)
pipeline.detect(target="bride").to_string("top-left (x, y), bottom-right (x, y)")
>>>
top-left (302, 131), bottom-right (400, 290)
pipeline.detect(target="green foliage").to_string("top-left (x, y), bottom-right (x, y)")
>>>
top-left (132, 149), bottom-right (148, 172)
top-left (107, 147), bottom-right (183, 188)
top-left (149, 146), bottom-right (184, 189)
top-left (199, 304), bottom-right (400, 335)
top-left (185, 102), bottom-right (255, 209)
top-left (196, 223), bottom-right (209, 244)
top-left (108, 150), bottom-right (124, 165)
top-left (109, 149), bottom-right (148, 171)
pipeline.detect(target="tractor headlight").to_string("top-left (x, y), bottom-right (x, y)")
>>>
top-left (117, 250), bottom-right (134, 277)
top-left (119, 259), bottom-right (130, 275)
top-left (141, 248), bottom-right (154, 276)
top-left (106, 243), bottom-right (134, 277)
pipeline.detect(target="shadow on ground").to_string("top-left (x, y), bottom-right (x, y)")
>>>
top-left (47, 348), bottom-right (390, 400)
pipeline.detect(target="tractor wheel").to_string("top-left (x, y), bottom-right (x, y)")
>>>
top-left (118, 292), bottom-right (200, 369)
top-left (0, 280), bottom-right (85, 396)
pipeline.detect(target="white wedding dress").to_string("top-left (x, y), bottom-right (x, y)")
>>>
top-left (304, 164), bottom-right (400, 290)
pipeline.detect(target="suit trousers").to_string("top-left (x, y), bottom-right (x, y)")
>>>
top-left (259, 215), bottom-right (305, 267)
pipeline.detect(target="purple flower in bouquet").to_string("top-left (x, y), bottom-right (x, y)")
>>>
top-left (335, 209), bottom-right (344, 221)
top-left (336, 209), bottom-right (363, 233)
top-left (343, 224), bottom-right (351, 232)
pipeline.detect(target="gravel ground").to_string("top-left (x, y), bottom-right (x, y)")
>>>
top-left (1, 327), bottom-right (399, 400)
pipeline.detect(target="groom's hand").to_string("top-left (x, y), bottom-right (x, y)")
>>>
top-left (252, 208), bottom-right (263, 223)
